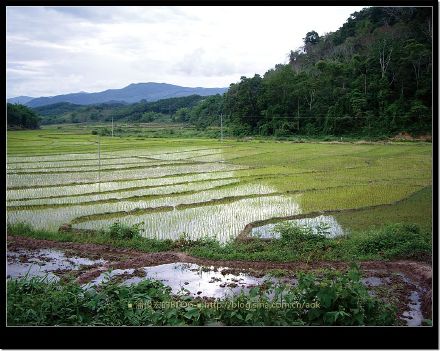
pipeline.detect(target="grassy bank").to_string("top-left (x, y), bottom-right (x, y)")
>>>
top-left (8, 221), bottom-right (432, 262)
top-left (189, 223), bottom-right (431, 262)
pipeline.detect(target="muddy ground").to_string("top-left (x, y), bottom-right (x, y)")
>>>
top-left (7, 235), bottom-right (432, 325)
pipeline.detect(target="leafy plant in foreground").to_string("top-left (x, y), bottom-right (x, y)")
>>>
top-left (7, 265), bottom-right (396, 326)
top-left (295, 264), bottom-right (396, 325)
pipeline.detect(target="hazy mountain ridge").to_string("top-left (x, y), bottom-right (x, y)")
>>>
top-left (7, 96), bottom-right (35, 105)
top-left (9, 83), bottom-right (228, 108)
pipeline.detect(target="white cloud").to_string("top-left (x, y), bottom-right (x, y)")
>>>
top-left (6, 5), bottom-right (366, 98)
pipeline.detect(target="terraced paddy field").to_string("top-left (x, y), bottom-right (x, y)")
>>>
top-left (6, 129), bottom-right (433, 326)
top-left (7, 130), bottom-right (432, 242)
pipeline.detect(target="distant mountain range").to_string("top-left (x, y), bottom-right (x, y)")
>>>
top-left (7, 96), bottom-right (35, 105)
top-left (8, 83), bottom-right (228, 108)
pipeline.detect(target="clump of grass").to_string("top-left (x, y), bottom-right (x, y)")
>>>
top-left (267, 268), bottom-right (290, 277)
top-left (171, 232), bottom-right (199, 249)
top-left (189, 223), bottom-right (431, 262)
top-left (353, 224), bottom-right (431, 260)
top-left (7, 222), bottom-right (33, 235)
top-left (7, 222), bottom-right (77, 242)
top-left (7, 222), bottom-right (174, 252)
top-left (107, 221), bottom-right (143, 240)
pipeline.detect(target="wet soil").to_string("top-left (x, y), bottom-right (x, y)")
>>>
top-left (7, 235), bottom-right (432, 324)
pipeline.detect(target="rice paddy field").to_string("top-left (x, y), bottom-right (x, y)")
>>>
top-left (6, 128), bottom-right (432, 243)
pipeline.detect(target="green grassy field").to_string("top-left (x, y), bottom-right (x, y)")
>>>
top-left (6, 127), bottom-right (433, 328)
top-left (7, 127), bottom-right (432, 243)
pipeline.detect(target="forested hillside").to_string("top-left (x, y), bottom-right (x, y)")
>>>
top-left (34, 95), bottom-right (206, 124)
top-left (7, 104), bottom-right (41, 130)
top-left (188, 6), bottom-right (432, 137)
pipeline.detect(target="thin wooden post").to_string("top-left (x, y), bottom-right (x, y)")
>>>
top-left (98, 134), bottom-right (101, 192)
top-left (220, 113), bottom-right (223, 142)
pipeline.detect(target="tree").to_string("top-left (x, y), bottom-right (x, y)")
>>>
top-left (175, 108), bottom-right (191, 123)
top-left (7, 103), bottom-right (41, 130)
top-left (303, 31), bottom-right (320, 45)
top-left (402, 39), bottom-right (431, 89)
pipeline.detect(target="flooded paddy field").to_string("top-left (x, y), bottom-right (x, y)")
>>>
top-left (248, 186), bottom-right (432, 240)
top-left (7, 130), bottom-right (432, 242)
top-left (7, 235), bottom-right (431, 326)
top-left (6, 130), bottom-right (432, 326)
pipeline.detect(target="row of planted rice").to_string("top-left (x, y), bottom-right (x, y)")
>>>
top-left (7, 146), bottom-right (302, 242)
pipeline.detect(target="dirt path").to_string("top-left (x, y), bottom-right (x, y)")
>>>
top-left (7, 235), bottom-right (432, 321)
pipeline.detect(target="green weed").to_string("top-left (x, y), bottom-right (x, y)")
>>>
top-left (7, 265), bottom-right (396, 326)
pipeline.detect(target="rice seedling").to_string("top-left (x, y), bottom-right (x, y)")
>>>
top-left (6, 129), bottom-right (432, 245)
top-left (6, 171), bottom-right (238, 200)
top-left (7, 160), bottom-right (193, 174)
top-left (141, 148), bottom-right (227, 161)
top-left (6, 157), bottom-right (187, 171)
top-left (72, 194), bottom-right (302, 242)
top-left (7, 162), bottom-right (248, 188)
top-left (252, 215), bottom-right (345, 239)
top-left (7, 178), bottom-right (240, 207)
top-left (7, 183), bottom-right (282, 230)
top-left (6, 145), bottom-right (214, 163)
top-left (299, 183), bottom-right (425, 213)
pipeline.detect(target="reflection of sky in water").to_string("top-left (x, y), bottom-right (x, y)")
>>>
top-left (251, 215), bottom-right (346, 239)
top-left (86, 262), bottom-right (283, 299)
top-left (402, 291), bottom-right (424, 326)
top-left (8, 248), bottom-right (425, 325)
top-left (7, 248), bottom-right (106, 282)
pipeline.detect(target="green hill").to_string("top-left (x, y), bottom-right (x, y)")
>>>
top-left (32, 95), bottom-right (209, 125)
top-left (198, 6), bottom-right (432, 137)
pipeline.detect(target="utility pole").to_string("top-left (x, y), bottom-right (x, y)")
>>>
top-left (112, 116), bottom-right (114, 137)
top-left (220, 113), bottom-right (223, 143)
top-left (98, 134), bottom-right (101, 192)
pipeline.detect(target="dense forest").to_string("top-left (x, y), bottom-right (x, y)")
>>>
top-left (7, 103), bottom-right (41, 130)
top-left (33, 95), bottom-right (206, 125)
top-left (26, 7), bottom-right (432, 137)
top-left (213, 6), bottom-right (432, 137)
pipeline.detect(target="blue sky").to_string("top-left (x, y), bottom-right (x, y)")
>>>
top-left (7, 6), bottom-right (366, 98)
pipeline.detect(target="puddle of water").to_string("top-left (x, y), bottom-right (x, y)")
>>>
top-left (388, 272), bottom-right (425, 326)
top-left (86, 262), bottom-right (288, 298)
top-left (7, 248), bottom-right (427, 325)
top-left (251, 215), bottom-right (346, 239)
top-left (361, 276), bottom-right (391, 287)
top-left (7, 248), bottom-right (106, 282)
top-left (401, 291), bottom-right (424, 326)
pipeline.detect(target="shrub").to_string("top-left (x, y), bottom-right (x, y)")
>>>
top-left (277, 223), bottom-right (328, 247)
top-left (356, 224), bottom-right (431, 259)
top-left (107, 221), bottom-right (143, 240)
